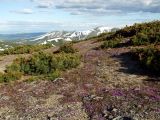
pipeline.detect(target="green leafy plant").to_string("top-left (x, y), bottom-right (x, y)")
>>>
top-left (58, 43), bottom-right (77, 53)
top-left (5, 51), bottom-right (81, 82)
top-left (131, 47), bottom-right (160, 73)
top-left (0, 44), bottom-right (52, 55)
top-left (0, 71), bottom-right (22, 83)
top-left (101, 21), bottom-right (160, 47)
top-left (101, 39), bottom-right (121, 49)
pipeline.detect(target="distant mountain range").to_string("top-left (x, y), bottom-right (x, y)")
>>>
top-left (32, 27), bottom-right (113, 44)
top-left (0, 27), bottom-right (119, 50)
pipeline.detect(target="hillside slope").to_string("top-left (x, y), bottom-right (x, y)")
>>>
top-left (0, 21), bottom-right (159, 120)
top-left (0, 39), bottom-right (159, 119)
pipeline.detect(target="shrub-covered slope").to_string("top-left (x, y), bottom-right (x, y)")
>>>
top-left (0, 44), bottom-right (52, 55)
top-left (0, 44), bottom-right (80, 83)
top-left (101, 21), bottom-right (160, 74)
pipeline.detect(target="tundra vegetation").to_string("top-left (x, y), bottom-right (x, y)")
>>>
top-left (0, 44), bottom-right (52, 55)
top-left (1, 21), bottom-right (160, 82)
top-left (101, 21), bottom-right (160, 73)
top-left (0, 44), bottom-right (80, 83)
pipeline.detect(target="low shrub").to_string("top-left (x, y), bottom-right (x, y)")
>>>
top-left (101, 39), bottom-right (121, 49)
top-left (131, 47), bottom-right (160, 73)
top-left (101, 21), bottom-right (160, 47)
top-left (0, 71), bottom-right (22, 83)
top-left (0, 44), bottom-right (52, 55)
top-left (25, 76), bottom-right (39, 83)
top-left (6, 51), bottom-right (81, 82)
top-left (44, 70), bottom-right (60, 81)
top-left (58, 43), bottom-right (77, 53)
top-left (54, 53), bottom-right (80, 70)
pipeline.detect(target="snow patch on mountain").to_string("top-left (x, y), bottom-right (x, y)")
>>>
top-left (33, 27), bottom-right (112, 44)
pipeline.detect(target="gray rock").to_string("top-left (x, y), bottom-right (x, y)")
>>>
top-left (52, 78), bottom-right (64, 83)
top-left (112, 108), bottom-right (118, 112)
top-left (113, 116), bottom-right (133, 120)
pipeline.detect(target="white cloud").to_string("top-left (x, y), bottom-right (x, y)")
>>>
top-left (0, 20), bottom-right (102, 33)
top-left (11, 8), bottom-right (33, 14)
top-left (0, 20), bottom-right (62, 33)
top-left (32, 0), bottom-right (54, 8)
top-left (31, 0), bottom-right (160, 14)
top-left (142, 0), bottom-right (153, 5)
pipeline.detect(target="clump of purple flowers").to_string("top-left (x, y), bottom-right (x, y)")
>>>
top-left (110, 89), bottom-right (124, 97)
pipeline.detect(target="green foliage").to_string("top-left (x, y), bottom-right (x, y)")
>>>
top-left (44, 70), bottom-right (60, 81)
top-left (100, 21), bottom-right (160, 75)
top-left (58, 43), bottom-right (77, 53)
top-left (56, 53), bottom-right (80, 70)
top-left (0, 71), bottom-right (22, 83)
top-left (0, 44), bottom-right (52, 55)
top-left (0, 46), bottom-right (80, 83)
top-left (101, 38), bottom-right (121, 49)
top-left (6, 62), bottom-right (21, 73)
top-left (132, 33), bottom-right (149, 45)
top-left (102, 21), bottom-right (160, 46)
top-left (26, 70), bottom-right (60, 82)
top-left (131, 47), bottom-right (160, 73)
top-left (25, 76), bottom-right (40, 83)
top-left (6, 52), bottom-right (81, 81)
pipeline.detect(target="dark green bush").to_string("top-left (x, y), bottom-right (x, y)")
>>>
top-left (3, 51), bottom-right (80, 82)
top-left (0, 44), bottom-right (52, 55)
top-left (26, 70), bottom-right (60, 82)
top-left (132, 33), bottom-right (149, 45)
top-left (102, 21), bottom-right (160, 46)
top-left (58, 43), bottom-right (77, 53)
top-left (25, 76), bottom-right (40, 82)
top-left (0, 71), bottom-right (22, 83)
top-left (7, 52), bottom-right (81, 78)
top-left (131, 47), bottom-right (160, 73)
top-left (101, 39), bottom-right (121, 49)
top-left (44, 70), bottom-right (60, 81)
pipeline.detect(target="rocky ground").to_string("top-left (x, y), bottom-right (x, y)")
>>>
top-left (0, 40), bottom-right (159, 120)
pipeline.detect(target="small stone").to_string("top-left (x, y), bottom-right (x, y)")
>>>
top-left (113, 116), bottom-right (133, 120)
top-left (113, 116), bottom-right (122, 120)
top-left (103, 110), bottom-right (109, 117)
top-left (130, 110), bottom-right (135, 114)
top-left (90, 95), bottom-right (96, 99)
top-left (85, 84), bottom-right (93, 88)
top-left (103, 110), bottom-right (108, 114)
top-left (104, 113), bottom-right (108, 118)
top-left (144, 112), bottom-right (148, 115)
top-left (109, 115), bottom-right (114, 119)
top-left (5, 116), bottom-right (11, 119)
top-left (138, 105), bottom-right (142, 108)
top-left (97, 60), bottom-right (101, 66)
top-left (53, 78), bottom-right (64, 83)
top-left (134, 88), bottom-right (140, 91)
top-left (133, 117), bottom-right (138, 120)
top-left (112, 108), bottom-right (118, 112)
top-left (144, 96), bottom-right (149, 100)
top-left (93, 96), bottom-right (104, 100)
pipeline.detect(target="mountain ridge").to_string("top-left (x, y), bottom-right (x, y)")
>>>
top-left (0, 26), bottom-right (118, 50)
top-left (32, 27), bottom-right (114, 44)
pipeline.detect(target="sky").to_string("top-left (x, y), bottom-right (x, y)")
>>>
top-left (0, 0), bottom-right (160, 34)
